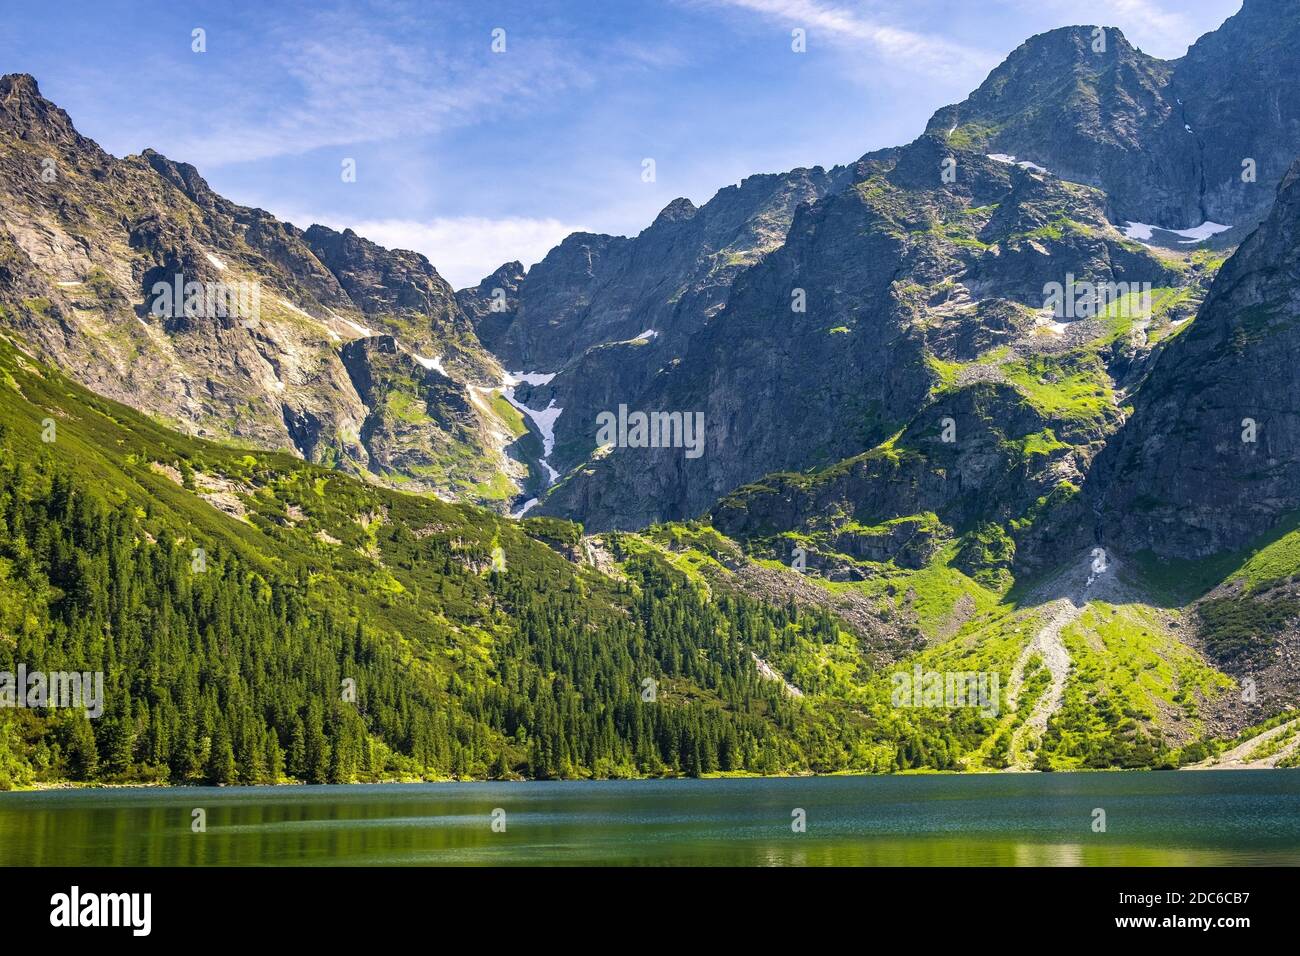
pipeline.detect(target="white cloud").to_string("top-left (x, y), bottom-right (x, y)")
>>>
top-left (344, 216), bottom-right (590, 289)
top-left (701, 0), bottom-right (998, 80)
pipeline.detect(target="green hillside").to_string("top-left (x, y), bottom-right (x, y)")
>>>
top-left (3, 330), bottom-right (1297, 790)
top-left (0, 336), bottom-right (951, 787)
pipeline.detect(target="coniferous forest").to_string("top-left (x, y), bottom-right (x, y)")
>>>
top-left (1, 342), bottom-right (981, 787)
top-left (0, 334), bottom-right (1234, 789)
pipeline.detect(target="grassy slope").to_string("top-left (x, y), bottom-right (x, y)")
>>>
top-left (0, 336), bottom-right (902, 785)
top-left (2, 307), bottom-right (1291, 781)
top-left (637, 512), bottom-right (1279, 772)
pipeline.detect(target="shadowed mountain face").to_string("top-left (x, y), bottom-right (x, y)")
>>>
top-left (458, 167), bottom-right (850, 371)
top-left (457, 1), bottom-right (1300, 540)
top-left (0, 73), bottom-right (530, 508)
top-left (530, 138), bottom-right (1177, 532)
top-left (926, 26), bottom-right (1186, 226)
top-left (1091, 158), bottom-right (1300, 559)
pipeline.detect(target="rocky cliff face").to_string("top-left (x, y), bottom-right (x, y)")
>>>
top-left (1171, 0), bottom-right (1300, 227)
top-left (463, 167), bottom-right (848, 371)
top-left (6, 0), bottom-right (1300, 565)
top-left (926, 26), bottom-right (1192, 227)
top-left (0, 73), bottom-right (524, 508)
top-left (1092, 157), bottom-right (1300, 558)
top-left (466, 3), bottom-right (1299, 537)
top-left (303, 224), bottom-right (494, 382)
top-left (338, 335), bottom-right (521, 498)
top-left (533, 135), bottom-right (1178, 530)
top-left (928, 2), bottom-right (1300, 231)
top-left (710, 382), bottom-right (1066, 572)
top-left (453, 163), bottom-right (853, 512)
top-left (456, 259), bottom-right (524, 356)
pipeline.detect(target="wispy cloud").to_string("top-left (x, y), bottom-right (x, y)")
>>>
top-left (339, 216), bottom-right (590, 289)
top-left (168, 5), bottom-right (590, 165)
top-left (699, 0), bottom-right (998, 80)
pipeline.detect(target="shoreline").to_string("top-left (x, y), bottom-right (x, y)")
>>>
top-left (9, 763), bottom-right (1300, 794)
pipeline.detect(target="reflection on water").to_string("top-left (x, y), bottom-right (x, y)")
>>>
top-left (2, 770), bottom-right (1299, 866)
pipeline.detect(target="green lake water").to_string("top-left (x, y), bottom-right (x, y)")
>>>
top-left (2, 770), bottom-right (1298, 866)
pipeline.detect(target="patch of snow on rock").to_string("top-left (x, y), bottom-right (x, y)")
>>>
top-left (987, 153), bottom-right (1050, 174)
top-left (501, 372), bottom-right (564, 486)
top-left (505, 370), bottom-right (557, 386)
top-left (1122, 220), bottom-right (1231, 244)
top-left (1174, 221), bottom-right (1231, 243)
top-left (338, 316), bottom-right (375, 337)
top-left (277, 298), bottom-right (316, 320)
top-left (523, 400), bottom-right (562, 459)
top-left (412, 353), bottom-right (448, 377)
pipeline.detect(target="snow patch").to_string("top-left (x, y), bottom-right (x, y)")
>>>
top-left (338, 316), bottom-right (375, 338)
top-left (504, 370), bottom-right (557, 387)
top-left (1034, 310), bottom-right (1068, 334)
top-left (511, 498), bottom-right (540, 518)
top-left (412, 353), bottom-right (448, 377)
top-left (634, 328), bottom-right (658, 341)
top-left (516, 398), bottom-right (562, 459)
top-left (1122, 220), bottom-right (1231, 244)
top-left (277, 297), bottom-right (315, 319)
top-left (1173, 221), bottom-right (1231, 243)
top-left (987, 153), bottom-right (1050, 174)
top-left (205, 252), bottom-right (227, 271)
top-left (501, 372), bottom-right (564, 486)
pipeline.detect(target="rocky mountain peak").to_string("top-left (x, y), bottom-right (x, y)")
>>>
top-left (0, 73), bottom-right (97, 153)
top-left (303, 223), bottom-right (454, 315)
top-left (490, 259), bottom-right (526, 282)
top-left (142, 148), bottom-right (222, 209)
top-left (651, 196), bottom-right (698, 226)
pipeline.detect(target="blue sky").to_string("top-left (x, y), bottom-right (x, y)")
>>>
top-left (1, 0), bottom-right (1243, 287)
